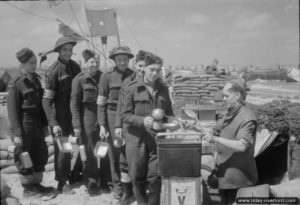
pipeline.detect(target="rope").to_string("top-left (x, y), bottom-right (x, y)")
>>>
top-left (113, 7), bottom-right (142, 49)
top-left (4, 1), bottom-right (57, 21)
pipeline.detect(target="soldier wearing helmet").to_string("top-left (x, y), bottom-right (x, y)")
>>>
top-left (42, 36), bottom-right (81, 193)
top-left (97, 45), bottom-right (134, 202)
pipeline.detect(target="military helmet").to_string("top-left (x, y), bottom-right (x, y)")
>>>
top-left (54, 37), bottom-right (77, 52)
top-left (109, 46), bottom-right (134, 60)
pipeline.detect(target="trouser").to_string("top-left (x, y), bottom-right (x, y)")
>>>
top-left (107, 109), bottom-right (122, 198)
top-left (54, 103), bottom-right (82, 183)
top-left (82, 120), bottom-right (109, 186)
top-left (15, 113), bottom-right (48, 185)
top-left (126, 131), bottom-right (161, 205)
top-left (119, 146), bottom-right (131, 183)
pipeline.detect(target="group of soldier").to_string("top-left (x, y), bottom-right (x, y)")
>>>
top-left (7, 36), bottom-right (173, 205)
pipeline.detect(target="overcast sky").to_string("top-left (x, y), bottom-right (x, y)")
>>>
top-left (0, 0), bottom-right (298, 68)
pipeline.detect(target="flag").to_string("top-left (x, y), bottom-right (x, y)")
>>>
top-left (85, 8), bottom-right (119, 37)
top-left (59, 23), bottom-right (85, 41)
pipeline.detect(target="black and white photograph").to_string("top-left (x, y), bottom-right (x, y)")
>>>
top-left (0, 0), bottom-right (299, 205)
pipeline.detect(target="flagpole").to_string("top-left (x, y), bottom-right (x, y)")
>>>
top-left (82, 0), bottom-right (96, 52)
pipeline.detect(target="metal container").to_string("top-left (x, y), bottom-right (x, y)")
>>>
top-left (79, 145), bottom-right (87, 161)
top-left (56, 137), bottom-right (72, 153)
top-left (157, 132), bottom-right (202, 177)
top-left (20, 152), bottom-right (33, 169)
top-left (94, 141), bottom-right (108, 158)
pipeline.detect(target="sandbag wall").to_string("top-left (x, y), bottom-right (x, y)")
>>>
top-left (0, 97), bottom-right (55, 174)
top-left (173, 73), bottom-right (226, 104)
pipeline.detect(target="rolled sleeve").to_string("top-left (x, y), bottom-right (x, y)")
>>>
top-left (236, 120), bottom-right (257, 147)
top-left (122, 88), bottom-right (145, 128)
top-left (70, 76), bottom-right (82, 130)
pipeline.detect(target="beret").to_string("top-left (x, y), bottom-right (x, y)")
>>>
top-left (144, 53), bottom-right (163, 66)
top-left (16, 48), bottom-right (34, 63)
top-left (135, 50), bottom-right (147, 62)
top-left (82, 49), bottom-right (95, 62)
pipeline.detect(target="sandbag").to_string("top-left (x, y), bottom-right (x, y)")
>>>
top-left (0, 104), bottom-right (11, 140)
top-left (0, 159), bottom-right (15, 169)
top-left (47, 155), bottom-right (54, 164)
top-left (0, 150), bottom-right (9, 160)
top-left (0, 166), bottom-right (18, 174)
top-left (2, 197), bottom-right (22, 205)
top-left (45, 163), bottom-right (54, 172)
top-left (48, 145), bottom-right (54, 156)
top-left (270, 178), bottom-right (300, 198)
top-left (1, 176), bottom-right (11, 199)
top-left (0, 138), bottom-right (13, 151)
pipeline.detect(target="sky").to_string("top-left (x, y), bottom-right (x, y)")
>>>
top-left (0, 0), bottom-right (298, 69)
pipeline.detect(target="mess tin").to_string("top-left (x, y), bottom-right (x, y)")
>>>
top-left (79, 145), bottom-right (87, 161)
top-left (94, 141), bottom-right (108, 158)
top-left (162, 122), bottom-right (180, 131)
top-left (20, 152), bottom-right (33, 169)
top-left (56, 136), bottom-right (73, 153)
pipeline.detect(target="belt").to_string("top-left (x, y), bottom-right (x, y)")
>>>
top-left (107, 104), bottom-right (117, 111)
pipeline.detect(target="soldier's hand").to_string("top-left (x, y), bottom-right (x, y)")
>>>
top-left (143, 116), bottom-right (154, 129)
top-left (74, 129), bottom-right (81, 138)
top-left (99, 125), bottom-right (108, 140)
top-left (52, 125), bottom-right (62, 136)
top-left (13, 136), bottom-right (23, 147)
top-left (45, 135), bottom-right (54, 145)
top-left (115, 128), bottom-right (123, 139)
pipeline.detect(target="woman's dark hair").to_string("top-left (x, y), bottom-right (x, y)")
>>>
top-left (228, 82), bottom-right (246, 102)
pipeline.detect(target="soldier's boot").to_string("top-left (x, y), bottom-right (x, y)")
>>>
top-left (22, 184), bottom-right (41, 198)
top-left (33, 183), bottom-right (55, 195)
top-left (120, 182), bottom-right (135, 205)
top-left (57, 181), bottom-right (75, 195)
top-left (147, 180), bottom-right (161, 205)
top-left (133, 182), bottom-right (147, 205)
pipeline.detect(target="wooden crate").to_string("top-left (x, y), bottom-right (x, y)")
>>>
top-left (161, 177), bottom-right (202, 205)
top-left (288, 136), bottom-right (300, 180)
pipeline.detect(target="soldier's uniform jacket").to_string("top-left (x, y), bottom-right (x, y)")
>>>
top-left (121, 77), bottom-right (173, 140)
top-left (42, 59), bottom-right (81, 127)
top-left (70, 70), bottom-right (102, 130)
top-left (7, 70), bottom-right (47, 137)
top-left (97, 67), bottom-right (134, 127)
top-left (114, 72), bottom-right (138, 129)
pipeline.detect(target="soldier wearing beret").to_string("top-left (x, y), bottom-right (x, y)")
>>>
top-left (42, 37), bottom-right (81, 193)
top-left (7, 48), bottom-right (54, 197)
top-left (70, 49), bottom-right (102, 195)
top-left (97, 45), bottom-right (134, 202)
top-left (121, 53), bottom-right (173, 205)
top-left (114, 50), bottom-right (149, 204)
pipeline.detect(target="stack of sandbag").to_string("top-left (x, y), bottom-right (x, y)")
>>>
top-left (173, 73), bottom-right (227, 102)
top-left (0, 141), bottom-right (55, 174)
top-left (0, 138), bottom-right (14, 171)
